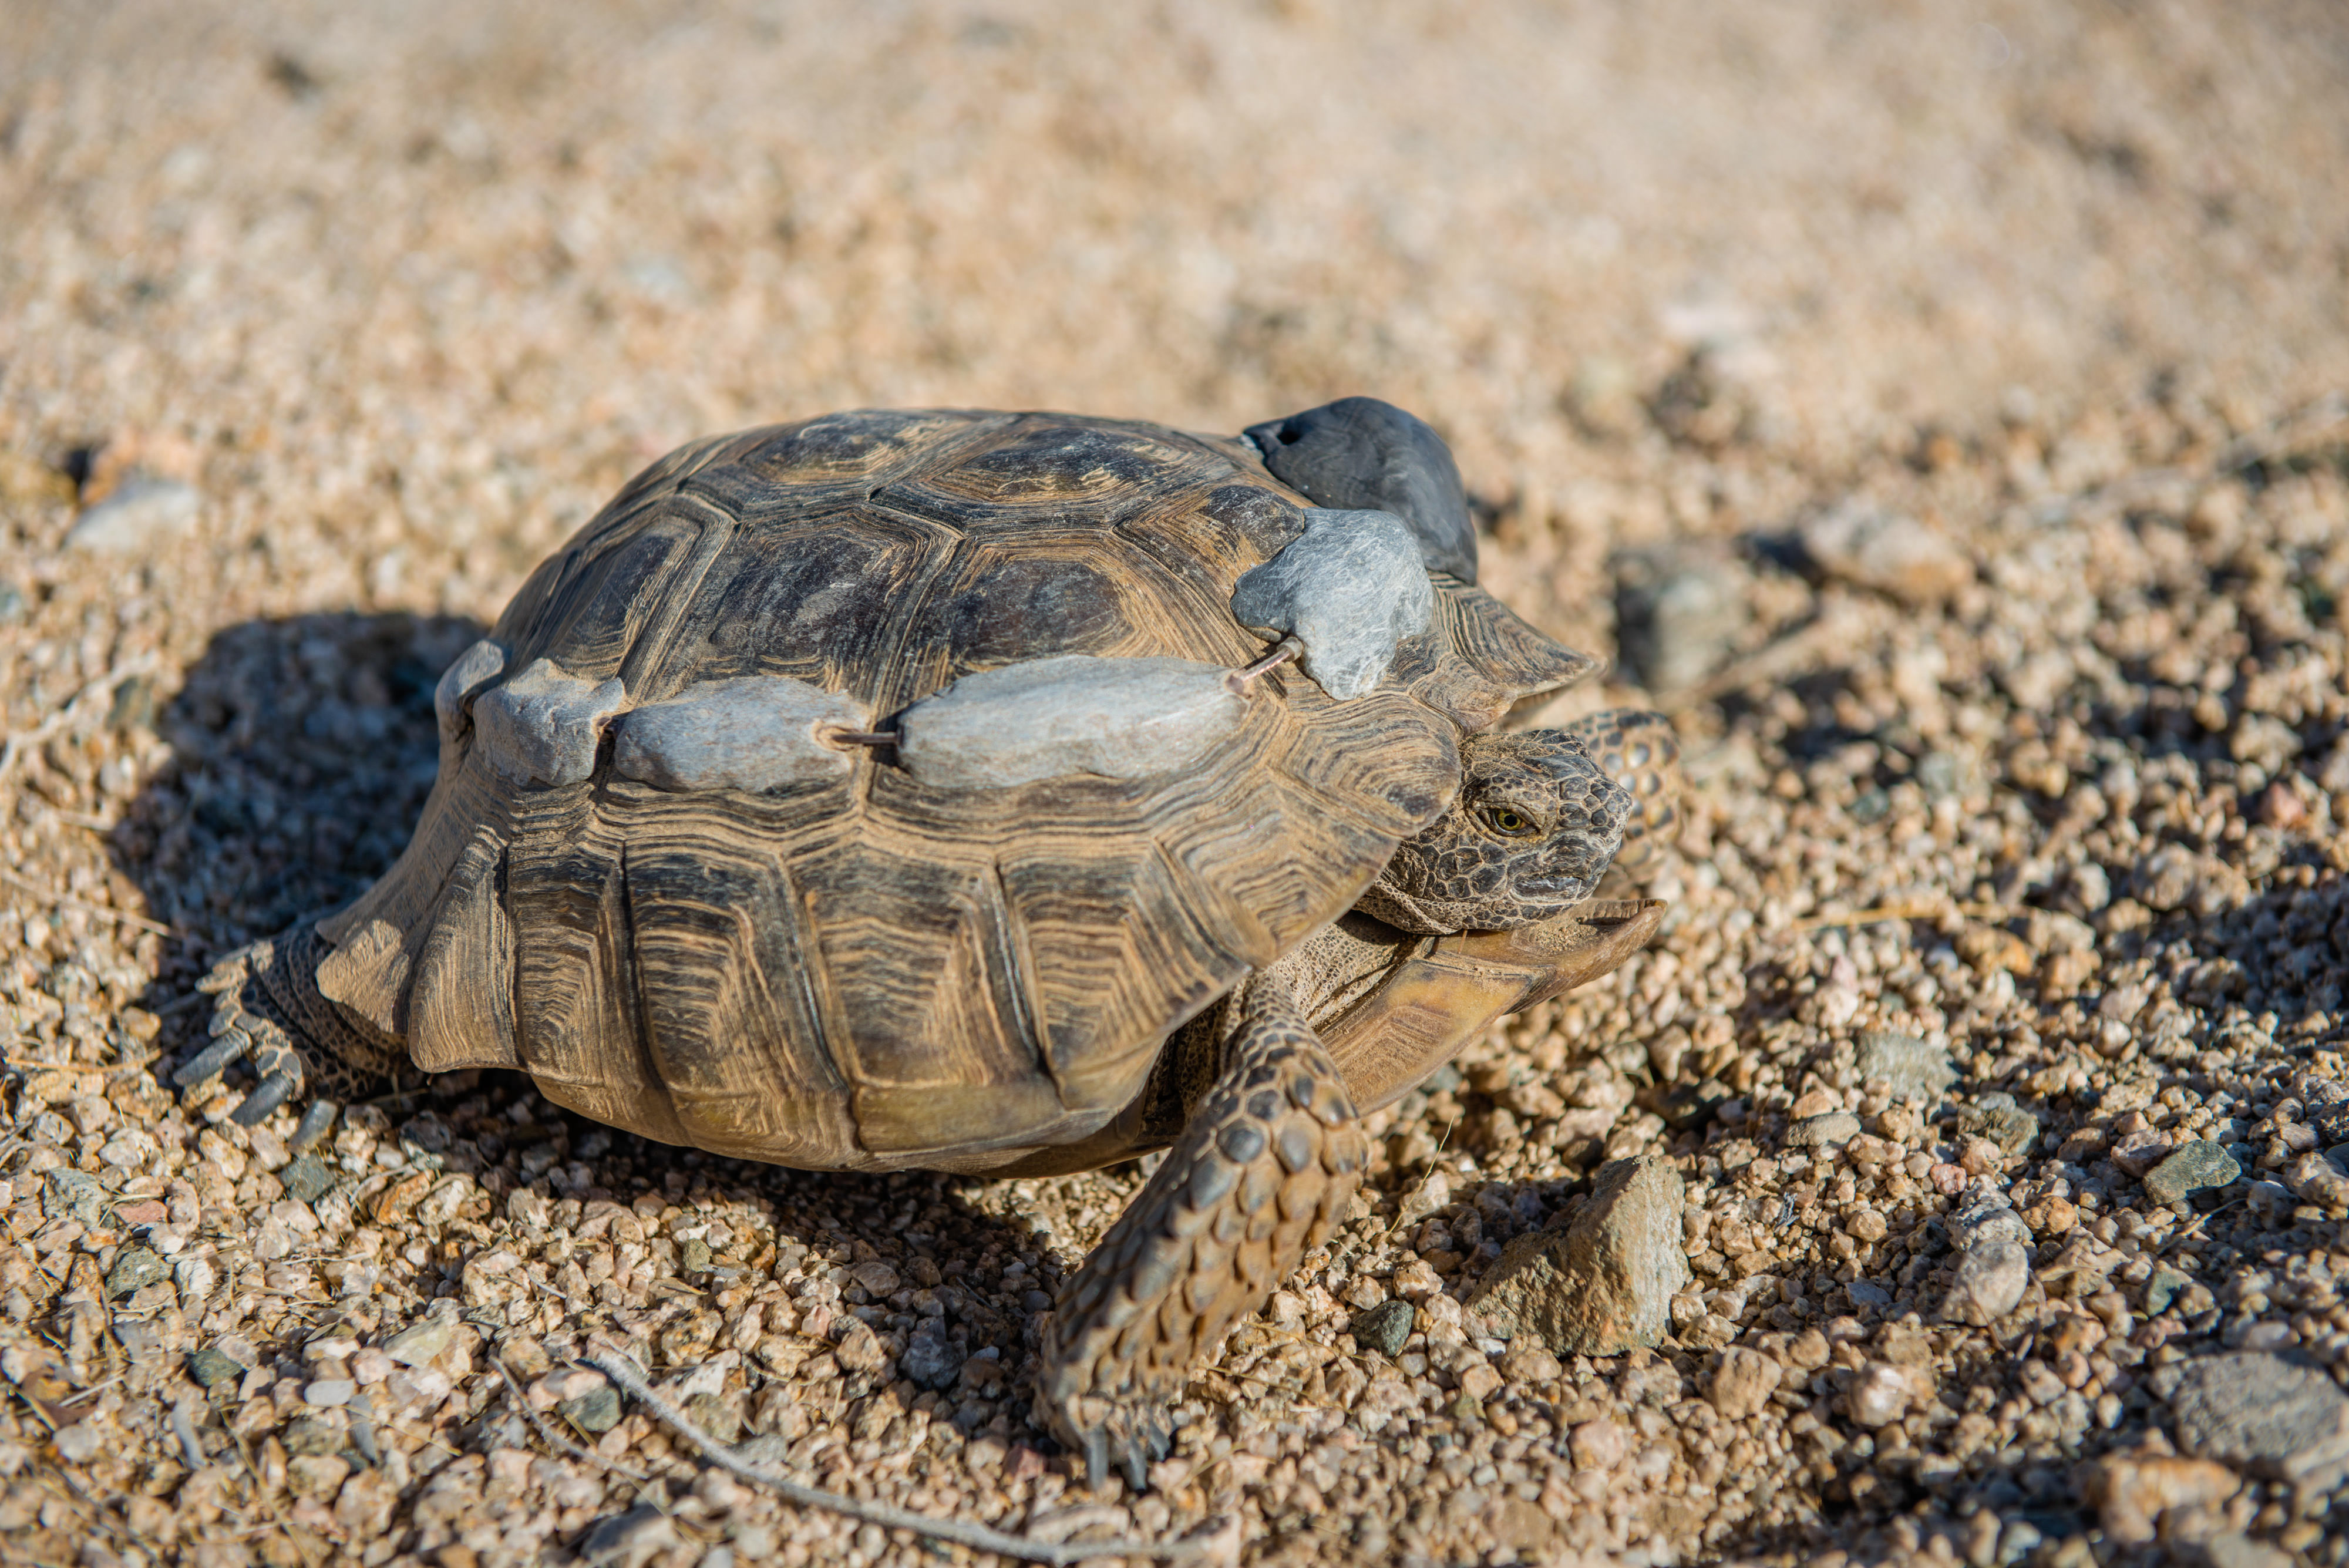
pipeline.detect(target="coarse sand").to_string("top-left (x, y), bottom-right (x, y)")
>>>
top-left (5, 4), bottom-right (2349, 1566)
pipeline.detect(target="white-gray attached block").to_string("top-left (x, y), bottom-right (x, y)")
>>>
top-left (896, 655), bottom-right (1247, 790)
top-left (474, 658), bottom-right (628, 787)
top-left (433, 639), bottom-right (509, 750)
top-left (614, 677), bottom-right (868, 792)
top-left (1229, 507), bottom-right (1434, 700)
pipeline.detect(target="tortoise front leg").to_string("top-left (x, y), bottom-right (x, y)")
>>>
top-left (1035, 973), bottom-right (1367, 1490)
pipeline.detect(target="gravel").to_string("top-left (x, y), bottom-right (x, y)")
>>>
top-left (5, 4), bottom-right (2349, 1566)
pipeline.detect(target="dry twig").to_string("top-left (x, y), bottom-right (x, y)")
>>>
top-left (585, 1350), bottom-right (1220, 1566)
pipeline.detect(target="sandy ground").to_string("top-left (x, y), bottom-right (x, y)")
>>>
top-left (5, 2), bottom-right (2349, 1566)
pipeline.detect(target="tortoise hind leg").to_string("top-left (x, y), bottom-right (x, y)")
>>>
top-left (1035, 973), bottom-right (1367, 1490)
top-left (177, 923), bottom-right (407, 1145)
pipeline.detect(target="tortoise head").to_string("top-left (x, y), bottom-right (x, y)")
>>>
top-left (1356, 728), bottom-right (1630, 934)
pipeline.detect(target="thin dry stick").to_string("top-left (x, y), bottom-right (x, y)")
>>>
top-left (1790, 896), bottom-right (2011, 933)
top-left (585, 1351), bottom-right (1217, 1566)
top-left (0, 866), bottom-right (173, 935)
top-left (492, 1355), bottom-right (649, 1483)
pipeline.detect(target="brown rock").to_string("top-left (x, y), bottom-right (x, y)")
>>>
top-left (1465, 1156), bottom-right (1689, 1357)
top-left (2082, 1452), bottom-right (2239, 1545)
top-left (1707, 1345), bottom-right (1784, 1419)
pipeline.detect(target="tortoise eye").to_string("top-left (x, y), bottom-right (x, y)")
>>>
top-left (1483, 806), bottom-right (1537, 837)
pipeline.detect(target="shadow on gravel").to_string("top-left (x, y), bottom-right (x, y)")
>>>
top-left (110, 611), bottom-right (1065, 1424)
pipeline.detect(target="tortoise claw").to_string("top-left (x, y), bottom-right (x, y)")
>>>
top-left (291, 1099), bottom-right (340, 1152)
top-left (173, 1029), bottom-right (252, 1089)
top-left (231, 1072), bottom-right (298, 1125)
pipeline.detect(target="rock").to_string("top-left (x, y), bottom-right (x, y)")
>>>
top-left (1707, 1346), bottom-right (1783, 1419)
top-left (833, 1317), bottom-right (891, 1375)
top-left (2111, 1128), bottom-right (2175, 1178)
top-left (1956, 1097), bottom-right (2040, 1157)
top-left (64, 478), bottom-right (201, 553)
top-left (2082, 1452), bottom-right (2239, 1546)
top-left (382, 1315), bottom-right (456, 1368)
top-left (2286, 1151), bottom-right (2349, 1210)
top-left (304, 1379), bottom-right (355, 1407)
top-left (1855, 1031), bottom-right (1955, 1106)
top-left (43, 1168), bottom-right (106, 1228)
top-left (2143, 1266), bottom-right (2192, 1317)
top-left (1845, 1361), bottom-right (1913, 1427)
top-left (2144, 1142), bottom-right (2241, 1208)
top-left (279, 1153), bottom-right (335, 1206)
top-left (579, 1505), bottom-right (679, 1568)
top-left (282, 1416), bottom-right (341, 1457)
top-left (1786, 1111), bottom-right (1862, 1148)
top-left (2168, 1351), bottom-right (2349, 1492)
top-left (2203, 1533), bottom-right (2296, 1568)
top-left (1945, 1189), bottom-right (2032, 1323)
top-left (106, 1246), bottom-right (168, 1298)
top-left (2133, 845), bottom-right (2250, 917)
top-left (679, 1237), bottom-right (712, 1274)
top-left (186, 1348), bottom-right (244, 1390)
top-left (1351, 1298), bottom-right (1415, 1358)
top-left (558, 1383), bottom-right (624, 1434)
top-left (1569, 1418), bottom-right (1630, 1471)
top-left (1613, 547), bottom-right (1753, 693)
top-left (1463, 1156), bottom-right (1689, 1357)
top-left (1800, 503), bottom-right (1973, 604)
top-left (54, 1424), bottom-right (104, 1463)
top-left (900, 1320), bottom-right (960, 1391)
top-left (847, 1259), bottom-right (899, 1296)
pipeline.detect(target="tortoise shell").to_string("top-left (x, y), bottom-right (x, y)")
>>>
top-left (314, 410), bottom-right (1592, 1172)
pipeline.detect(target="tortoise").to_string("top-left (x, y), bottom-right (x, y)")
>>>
top-left (178, 398), bottom-right (1682, 1486)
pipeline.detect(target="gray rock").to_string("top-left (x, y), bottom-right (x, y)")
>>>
top-left (282, 1416), bottom-right (342, 1456)
top-left (1846, 1280), bottom-right (1893, 1310)
top-left (1351, 1298), bottom-right (1415, 1357)
top-left (1613, 547), bottom-right (1752, 693)
top-left (900, 1321), bottom-right (961, 1391)
top-left (1786, 1111), bottom-right (1863, 1148)
top-left (559, 1382), bottom-right (624, 1434)
top-left (1463, 1156), bottom-right (1688, 1357)
top-left (43, 1168), bottom-right (106, 1227)
top-left (2144, 1141), bottom-right (2241, 1208)
top-left (614, 675), bottom-right (867, 793)
top-left (106, 1246), bottom-right (169, 1298)
top-left (2169, 1351), bottom-right (2349, 1492)
top-left (1241, 397), bottom-right (1478, 582)
top-left (1956, 1099), bottom-right (2040, 1157)
top-left (1944, 1187), bottom-right (2032, 1323)
top-left (2142, 1266), bottom-right (2191, 1317)
top-left (65, 478), bottom-right (201, 552)
top-left (279, 1153), bottom-right (334, 1205)
top-left (578, 1505), bottom-right (678, 1568)
top-left (896, 655), bottom-right (1248, 790)
top-left (1229, 509), bottom-right (1434, 699)
top-left (474, 658), bottom-right (628, 787)
top-left (1799, 502), bottom-right (1972, 604)
top-left (186, 1347), bottom-right (245, 1390)
top-left (1855, 1030), bottom-right (1956, 1106)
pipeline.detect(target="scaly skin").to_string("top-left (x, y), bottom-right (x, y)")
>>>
top-left (1035, 972), bottom-right (1367, 1490)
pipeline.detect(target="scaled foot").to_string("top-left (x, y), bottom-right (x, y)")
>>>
top-left (1035, 975), bottom-right (1367, 1490)
top-left (176, 922), bottom-right (404, 1146)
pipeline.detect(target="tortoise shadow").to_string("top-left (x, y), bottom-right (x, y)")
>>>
top-left (112, 611), bottom-right (1067, 1432)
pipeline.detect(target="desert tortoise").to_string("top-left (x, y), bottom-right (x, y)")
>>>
top-left (180, 398), bottom-right (1680, 1484)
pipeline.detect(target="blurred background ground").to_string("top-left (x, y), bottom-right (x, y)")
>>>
top-left (5, 4), bottom-right (2349, 1567)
